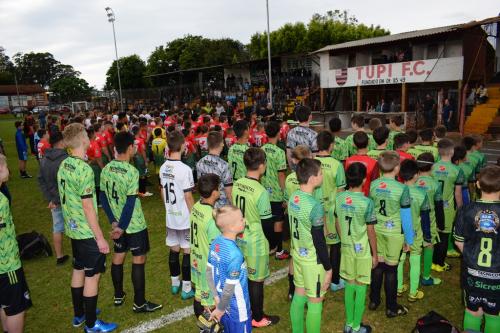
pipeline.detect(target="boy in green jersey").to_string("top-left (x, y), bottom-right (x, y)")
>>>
top-left (343, 115), bottom-right (375, 158)
top-left (368, 151), bottom-right (414, 318)
top-left (387, 115), bottom-right (404, 151)
top-left (416, 153), bottom-right (445, 286)
top-left (261, 121), bottom-right (289, 260)
top-left (328, 117), bottom-right (346, 162)
top-left (190, 174), bottom-right (221, 318)
top-left (406, 130), bottom-right (423, 159)
top-left (289, 158), bottom-right (332, 333)
top-left (431, 138), bottom-right (464, 270)
top-left (452, 145), bottom-right (475, 206)
top-left (397, 160), bottom-right (432, 302)
top-left (415, 129), bottom-right (439, 161)
top-left (228, 120), bottom-right (250, 181)
top-left (232, 148), bottom-right (279, 327)
top-left (57, 123), bottom-right (117, 332)
top-left (100, 132), bottom-right (161, 313)
top-left (433, 125), bottom-right (447, 147)
top-left (335, 162), bottom-right (378, 333)
top-left (367, 126), bottom-right (389, 159)
top-left (315, 131), bottom-right (346, 291)
top-left (0, 154), bottom-right (32, 333)
top-left (470, 135), bottom-right (487, 170)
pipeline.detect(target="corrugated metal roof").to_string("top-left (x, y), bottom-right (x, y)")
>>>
top-left (0, 84), bottom-right (46, 95)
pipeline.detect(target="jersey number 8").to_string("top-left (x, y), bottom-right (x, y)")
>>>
top-left (477, 237), bottom-right (492, 268)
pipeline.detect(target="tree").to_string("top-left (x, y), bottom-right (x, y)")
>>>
top-left (0, 46), bottom-right (15, 84)
top-left (105, 54), bottom-right (149, 90)
top-left (50, 76), bottom-right (92, 103)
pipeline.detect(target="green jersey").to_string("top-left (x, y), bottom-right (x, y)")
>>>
top-left (315, 155), bottom-right (346, 211)
top-left (369, 176), bottom-right (411, 235)
top-left (466, 151), bottom-right (481, 174)
top-left (387, 130), bottom-right (402, 151)
top-left (469, 150), bottom-right (486, 171)
top-left (0, 192), bottom-right (21, 274)
top-left (151, 137), bottom-right (167, 174)
top-left (343, 132), bottom-right (376, 158)
top-left (367, 148), bottom-right (386, 160)
top-left (261, 143), bottom-right (287, 202)
top-left (334, 191), bottom-right (376, 258)
top-left (407, 147), bottom-right (423, 159)
top-left (284, 172), bottom-right (322, 203)
top-left (228, 143), bottom-right (249, 181)
top-left (288, 190), bottom-right (324, 264)
top-left (232, 177), bottom-right (272, 257)
top-left (331, 136), bottom-right (347, 161)
top-left (57, 156), bottom-right (96, 240)
top-left (431, 161), bottom-right (464, 211)
top-left (416, 175), bottom-right (443, 229)
top-left (459, 162), bottom-right (476, 185)
top-left (100, 160), bottom-right (147, 234)
top-left (415, 144), bottom-right (439, 161)
top-left (408, 185), bottom-right (430, 244)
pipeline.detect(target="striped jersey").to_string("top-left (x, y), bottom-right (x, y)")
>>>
top-left (408, 185), bottom-right (430, 241)
top-left (416, 175), bottom-right (443, 230)
top-left (261, 143), bottom-right (287, 202)
top-left (431, 161), bottom-right (464, 211)
top-left (196, 154), bottom-right (233, 208)
top-left (415, 144), bottom-right (439, 162)
top-left (0, 192), bottom-right (21, 274)
top-left (314, 155), bottom-right (346, 212)
top-left (286, 125), bottom-right (318, 153)
top-left (331, 136), bottom-right (347, 162)
top-left (228, 143), bottom-right (249, 181)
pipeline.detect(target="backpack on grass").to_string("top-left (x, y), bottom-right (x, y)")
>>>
top-left (413, 311), bottom-right (460, 333)
top-left (16, 231), bottom-right (53, 260)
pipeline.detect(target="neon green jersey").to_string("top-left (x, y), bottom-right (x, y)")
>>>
top-left (415, 144), bottom-right (439, 162)
top-left (331, 136), bottom-right (347, 161)
top-left (151, 137), bottom-right (166, 174)
top-left (387, 130), bottom-right (402, 151)
top-left (57, 156), bottom-right (96, 240)
top-left (407, 147), bottom-right (423, 159)
top-left (466, 151), bottom-right (481, 174)
top-left (261, 143), bottom-right (287, 202)
top-left (408, 185), bottom-right (430, 241)
top-left (367, 149), bottom-right (386, 160)
top-left (315, 155), bottom-right (346, 212)
top-left (459, 162), bottom-right (476, 185)
top-left (431, 161), bottom-right (464, 210)
top-left (228, 143), bottom-right (249, 181)
top-left (0, 192), bottom-right (21, 274)
top-left (288, 190), bottom-right (324, 264)
top-left (469, 150), bottom-right (486, 170)
top-left (100, 160), bottom-right (147, 234)
top-left (284, 172), bottom-right (323, 203)
top-left (416, 175), bottom-right (443, 229)
top-left (343, 132), bottom-right (377, 157)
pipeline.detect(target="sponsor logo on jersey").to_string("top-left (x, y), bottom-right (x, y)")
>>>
top-left (474, 209), bottom-right (499, 234)
top-left (418, 180), bottom-right (426, 187)
top-left (345, 197), bottom-right (352, 205)
top-left (299, 247), bottom-right (309, 257)
top-left (215, 244), bottom-right (220, 253)
top-left (294, 196), bottom-right (300, 204)
top-left (379, 182), bottom-right (387, 189)
top-left (439, 165), bottom-right (446, 171)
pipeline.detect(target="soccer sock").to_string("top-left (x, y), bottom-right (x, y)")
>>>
top-left (83, 295), bottom-right (98, 328)
top-left (275, 230), bottom-right (283, 252)
top-left (290, 294), bottom-right (307, 333)
top-left (71, 287), bottom-right (84, 317)
top-left (369, 262), bottom-right (384, 305)
top-left (353, 284), bottom-right (368, 331)
top-left (384, 264), bottom-right (398, 312)
top-left (397, 252), bottom-right (407, 291)
top-left (139, 177), bottom-right (147, 193)
top-left (193, 299), bottom-right (204, 318)
top-left (169, 250), bottom-right (180, 282)
top-left (409, 254), bottom-right (421, 295)
top-left (447, 232), bottom-right (454, 252)
top-left (422, 247), bottom-right (433, 279)
top-left (288, 273), bottom-right (295, 297)
top-left (305, 301), bottom-right (323, 333)
top-left (463, 310), bottom-right (482, 332)
top-left (344, 282), bottom-right (356, 327)
top-left (433, 232), bottom-right (448, 266)
top-left (132, 263), bottom-right (146, 305)
top-left (181, 253), bottom-right (191, 283)
top-left (330, 243), bottom-right (341, 285)
top-left (96, 186), bottom-right (101, 205)
top-left (111, 263), bottom-right (124, 298)
top-left (262, 221), bottom-right (275, 250)
top-left (248, 280), bottom-right (264, 322)
top-left (485, 313), bottom-right (500, 333)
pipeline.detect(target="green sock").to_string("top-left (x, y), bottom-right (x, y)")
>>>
top-left (344, 282), bottom-right (355, 327)
top-left (409, 254), bottom-right (421, 295)
top-left (485, 313), bottom-right (500, 333)
top-left (306, 301), bottom-right (323, 333)
top-left (447, 232), bottom-right (454, 251)
top-left (422, 247), bottom-right (433, 279)
top-left (352, 284), bottom-right (367, 331)
top-left (397, 252), bottom-right (407, 291)
top-left (290, 294), bottom-right (307, 333)
top-left (463, 310), bottom-right (482, 332)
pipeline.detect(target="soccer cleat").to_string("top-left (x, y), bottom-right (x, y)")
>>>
top-left (368, 302), bottom-right (379, 311)
top-left (133, 301), bottom-right (163, 313)
top-left (72, 309), bottom-right (102, 327)
top-left (171, 285), bottom-right (180, 295)
top-left (408, 290), bottom-right (424, 302)
top-left (268, 247), bottom-right (277, 256)
top-left (421, 276), bottom-right (442, 286)
top-left (446, 250), bottom-right (461, 258)
top-left (56, 255), bottom-right (69, 266)
top-left (431, 263), bottom-right (450, 272)
top-left (84, 319), bottom-right (117, 332)
top-left (114, 293), bottom-right (126, 306)
top-left (352, 324), bottom-right (372, 333)
top-left (181, 289), bottom-right (195, 300)
top-left (397, 284), bottom-right (408, 297)
top-left (275, 250), bottom-right (290, 260)
top-left (20, 173), bottom-right (33, 179)
top-left (386, 304), bottom-right (408, 318)
top-left (330, 279), bottom-right (345, 292)
top-left (252, 315), bottom-right (280, 328)
top-left (197, 310), bottom-right (224, 333)
top-left (343, 324), bottom-right (353, 333)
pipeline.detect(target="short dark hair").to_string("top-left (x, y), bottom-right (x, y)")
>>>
top-left (406, 129), bottom-right (418, 144)
top-left (153, 128), bottom-right (162, 137)
top-left (167, 130), bottom-right (185, 152)
top-left (390, 115), bottom-right (403, 127)
top-left (394, 133), bottom-right (410, 150)
top-left (317, 130), bottom-right (333, 151)
top-left (419, 128), bottom-right (434, 142)
top-left (437, 138), bottom-right (454, 156)
top-left (434, 125), bottom-right (446, 139)
top-left (328, 118), bottom-right (342, 132)
top-left (116, 122), bottom-right (125, 131)
top-left (198, 174), bottom-right (221, 199)
top-left (114, 132), bottom-right (135, 154)
top-left (452, 145), bottom-right (467, 164)
top-left (265, 121), bottom-right (280, 138)
top-left (399, 159), bottom-right (419, 181)
top-left (243, 147), bottom-right (266, 171)
top-left (233, 120), bottom-right (249, 139)
top-left (373, 126), bottom-right (390, 145)
top-left (207, 131), bottom-right (223, 150)
top-left (296, 158), bottom-right (322, 185)
top-left (49, 131), bottom-right (63, 146)
top-left (93, 123), bottom-right (101, 132)
top-left (353, 131), bottom-right (369, 149)
top-left (15, 121), bottom-right (22, 128)
top-left (351, 114), bottom-right (364, 128)
top-left (478, 165), bottom-right (500, 193)
top-left (346, 162), bottom-right (366, 188)
top-left (416, 152), bottom-right (435, 172)
top-left (37, 129), bottom-right (46, 138)
top-left (462, 136), bottom-right (476, 151)
top-left (295, 106), bottom-right (311, 123)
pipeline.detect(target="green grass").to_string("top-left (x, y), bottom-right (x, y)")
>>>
top-left (0, 115), bottom-right (465, 332)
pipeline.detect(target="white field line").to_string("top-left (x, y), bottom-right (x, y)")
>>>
top-left (121, 267), bottom-right (289, 333)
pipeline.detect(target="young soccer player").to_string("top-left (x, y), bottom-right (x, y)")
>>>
top-left (228, 120), bottom-right (250, 181)
top-left (132, 126), bottom-right (152, 197)
top-left (335, 162), bottom-right (378, 333)
top-left (86, 128), bottom-right (104, 206)
top-left (232, 148), bottom-right (279, 327)
top-left (387, 115), bottom-right (404, 150)
top-left (206, 206), bottom-right (251, 333)
top-left (368, 151), bottom-right (414, 318)
top-left (470, 135), bottom-right (487, 171)
top-left (196, 131), bottom-right (233, 208)
top-left (406, 130), bottom-right (422, 159)
top-left (159, 131), bottom-right (195, 300)
top-left (261, 121), bottom-right (289, 260)
top-left (394, 133), bottom-right (415, 163)
top-left (454, 165), bottom-right (500, 333)
top-left (190, 174), bottom-right (221, 318)
top-left (416, 153), bottom-right (445, 286)
top-left (100, 132), bottom-right (162, 313)
top-left (0, 154), bottom-right (32, 333)
top-left (463, 136), bottom-right (481, 176)
top-left (328, 117), bottom-right (346, 162)
top-left (343, 115), bottom-right (367, 158)
top-left (94, 123), bottom-right (112, 165)
top-left (452, 145), bottom-right (475, 206)
top-left (415, 129), bottom-right (439, 161)
top-left (57, 123), bottom-right (117, 332)
top-left (433, 125), bottom-right (447, 147)
top-left (315, 131), bottom-right (346, 291)
top-left (253, 122), bottom-right (268, 147)
top-left (345, 132), bottom-right (379, 197)
top-left (367, 126), bottom-right (389, 159)
top-left (151, 128), bottom-right (167, 182)
top-left (397, 160), bottom-right (431, 302)
top-left (431, 138), bottom-right (464, 270)
top-left (286, 105), bottom-right (318, 168)
top-left (289, 158), bottom-right (332, 333)
top-left (36, 129), bottom-right (50, 160)
top-left (14, 121), bottom-right (31, 178)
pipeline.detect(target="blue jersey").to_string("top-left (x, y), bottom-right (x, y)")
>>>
top-left (207, 235), bottom-right (250, 323)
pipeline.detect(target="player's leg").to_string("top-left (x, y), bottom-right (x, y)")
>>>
top-left (250, 254), bottom-right (277, 327)
top-left (1, 268), bottom-right (32, 333)
top-left (290, 259), bottom-right (306, 333)
top-left (3, 311), bottom-right (25, 333)
top-left (304, 264), bottom-right (326, 333)
top-left (369, 233), bottom-right (386, 310)
top-left (83, 273), bottom-right (101, 329)
top-left (288, 259), bottom-right (295, 300)
top-left (330, 243), bottom-right (344, 291)
top-left (70, 239), bottom-right (86, 326)
top-left (464, 308), bottom-right (483, 332)
top-left (421, 243), bottom-right (441, 285)
top-left (397, 251), bottom-right (407, 295)
top-left (180, 229), bottom-right (194, 300)
top-left (344, 279), bottom-right (356, 331)
top-left (432, 231), bottom-right (450, 271)
top-left (111, 233), bottom-right (127, 306)
top-left (51, 206), bottom-right (68, 265)
top-left (167, 229), bottom-right (182, 294)
top-left (484, 313), bottom-right (500, 333)
top-left (272, 202), bottom-right (288, 259)
top-left (351, 257), bottom-right (372, 333)
top-left (340, 252), bottom-right (355, 331)
top-left (385, 235), bottom-right (407, 317)
top-left (408, 251), bottom-right (423, 302)
top-left (0, 309), bottom-right (7, 333)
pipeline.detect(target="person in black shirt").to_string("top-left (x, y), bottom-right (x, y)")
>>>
top-left (423, 95), bottom-right (436, 128)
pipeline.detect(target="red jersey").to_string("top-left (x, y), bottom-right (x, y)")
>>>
top-left (185, 139), bottom-right (196, 154)
top-left (397, 150), bottom-right (414, 163)
top-left (134, 138), bottom-right (146, 155)
top-left (164, 117), bottom-right (175, 128)
top-left (253, 131), bottom-right (268, 147)
top-left (95, 133), bottom-right (107, 150)
top-left (195, 134), bottom-right (208, 153)
top-left (37, 139), bottom-right (51, 159)
top-left (225, 135), bottom-right (236, 148)
top-left (139, 128), bottom-right (148, 142)
top-left (279, 124), bottom-right (290, 142)
top-left (345, 154), bottom-right (379, 196)
top-left (87, 140), bottom-right (102, 161)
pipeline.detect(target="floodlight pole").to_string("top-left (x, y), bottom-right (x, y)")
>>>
top-left (266, 0), bottom-right (273, 108)
top-left (105, 7), bottom-right (124, 113)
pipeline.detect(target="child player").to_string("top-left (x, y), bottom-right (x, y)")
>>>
top-left (367, 126), bottom-right (389, 160)
top-left (232, 148), bottom-right (280, 328)
top-left (335, 162), bottom-right (378, 333)
top-left (100, 132), bottom-right (162, 313)
top-left (328, 117), bottom-right (346, 163)
top-left (286, 106), bottom-right (318, 168)
top-left (393, 133), bottom-right (415, 164)
top-left (345, 132), bottom-right (379, 197)
top-left (415, 129), bottom-right (439, 162)
top-left (289, 158), bottom-right (332, 333)
top-left (228, 120), bottom-right (250, 181)
top-left (387, 115), bottom-right (404, 151)
top-left (159, 131), bottom-right (195, 300)
top-left (452, 145), bottom-right (475, 206)
top-left (454, 165), bottom-right (500, 333)
top-left (343, 115), bottom-right (368, 158)
top-left (190, 174), bottom-right (221, 319)
top-left (151, 128), bottom-right (167, 183)
top-left (57, 123), bottom-right (117, 332)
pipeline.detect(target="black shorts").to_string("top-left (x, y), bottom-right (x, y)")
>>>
top-left (0, 268), bottom-right (32, 316)
top-left (71, 238), bottom-right (106, 277)
top-left (271, 202), bottom-right (285, 222)
top-left (464, 289), bottom-right (500, 316)
top-left (113, 228), bottom-right (150, 256)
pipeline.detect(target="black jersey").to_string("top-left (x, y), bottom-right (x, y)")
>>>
top-left (454, 200), bottom-right (500, 298)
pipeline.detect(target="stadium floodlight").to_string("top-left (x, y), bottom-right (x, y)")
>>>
top-left (105, 7), bottom-right (124, 113)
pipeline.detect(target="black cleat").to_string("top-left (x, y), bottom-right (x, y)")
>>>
top-left (386, 304), bottom-right (408, 318)
top-left (368, 302), bottom-right (379, 311)
top-left (114, 293), bottom-right (126, 306)
top-left (133, 301), bottom-right (163, 313)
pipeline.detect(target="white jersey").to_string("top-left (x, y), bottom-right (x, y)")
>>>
top-left (159, 159), bottom-right (195, 230)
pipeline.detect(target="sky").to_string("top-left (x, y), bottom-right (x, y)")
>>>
top-left (0, 0), bottom-right (498, 89)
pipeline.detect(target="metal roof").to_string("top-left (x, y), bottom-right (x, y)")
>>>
top-left (0, 84), bottom-right (46, 95)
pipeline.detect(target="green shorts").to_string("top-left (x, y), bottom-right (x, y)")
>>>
top-left (340, 254), bottom-right (371, 285)
top-left (245, 255), bottom-right (269, 282)
top-left (293, 258), bottom-right (326, 298)
top-left (195, 280), bottom-right (214, 307)
top-left (376, 233), bottom-right (404, 265)
top-left (443, 203), bottom-right (457, 233)
top-left (325, 210), bottom-right (340, 245)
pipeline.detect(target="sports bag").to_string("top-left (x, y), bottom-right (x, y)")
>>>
top-left (413, 311), bottom-right (460, 333)
top-left (17, 231), bottom-right (53, 259)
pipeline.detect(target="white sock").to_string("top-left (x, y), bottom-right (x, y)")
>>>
top-left (171, 275), bottom-right (180, 287)
top-left (182, 280), bottom-right (192, 293)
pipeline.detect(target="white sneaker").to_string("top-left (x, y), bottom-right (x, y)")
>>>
top-left (141, 192), bottom-right (153, 197)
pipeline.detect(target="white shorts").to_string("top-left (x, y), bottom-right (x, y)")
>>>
top-left (166, 228), bottom-right (190, 249)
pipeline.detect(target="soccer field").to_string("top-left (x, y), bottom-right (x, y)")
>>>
top-left (0, 116), bottom-right (465, 332)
